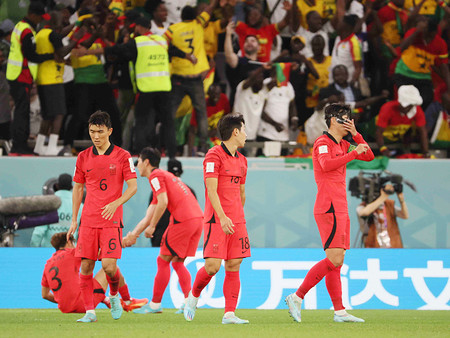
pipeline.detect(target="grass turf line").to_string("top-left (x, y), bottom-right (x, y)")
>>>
top-left (0, 309), bottom-right (448, 338)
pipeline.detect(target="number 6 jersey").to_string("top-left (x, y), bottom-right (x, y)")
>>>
top-left (73, 144), bottom-right (137, 228)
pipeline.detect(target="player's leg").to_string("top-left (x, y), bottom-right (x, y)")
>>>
top-left (222, 258), bottom-right (249, 324)
top-left (115, 270), bottom-right (149, 312)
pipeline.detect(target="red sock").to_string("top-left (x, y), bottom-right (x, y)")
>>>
top-left (296, 258), bottom-right (335, 299)
top-left (79, 273), bottom-right (95, 311)
top-left (106, 268), bottom-right (121, 296)
top-left (192, 266), bottom-right (214, 298)
top-left (223, 271), bottom-right (240, 313)
top-left (152, 256), bottom-right (171, 303)
top-left (325, 265), bottom-right (344, 311)
top-left (119, 284), bottom-right (131, 302)
top-left (172, 261), bottom-right (191, 298)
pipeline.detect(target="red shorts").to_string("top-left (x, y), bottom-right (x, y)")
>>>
top-left (315, 212), bottom-right (350, 250)
top-left (160, 217), bottom-right (202, 258)
top-left (76, 226), bottom-right (122, 260)
top-left (203, 222), bottom-right (251, 260)
top-left (64, 279), bottom-right (105, 313)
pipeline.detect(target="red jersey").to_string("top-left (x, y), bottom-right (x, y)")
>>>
top-left (73, 144), bottom-right (137, 228)
top-left (149, 168), bottom-right (203, 222)
top-left (191, 93), bottom-right (231, 128)
top-left (235, 22), bottom-right (279, 62)
top-left (203, 143), bottom-right (248, 224)
top-left (313, 132), bottom-right (374, 214)
top-left (41, 248), bottom-right (83, 313)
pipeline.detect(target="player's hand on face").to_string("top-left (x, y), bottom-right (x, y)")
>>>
top-left (144, 226), bottom-right (155, 238)
top-left (220, 216), bottom-right (235, 235)
top-left (343, 119), bottom-right (357, 136)
top-left (101, 201), bottom-right (120, 220)
top-left (355, 143), bottom-right (370, 155)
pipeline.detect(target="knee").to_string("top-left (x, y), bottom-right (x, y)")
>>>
top-left (204, 262), bottom-right (220, 276)
top-left (80, 260), bottom-right (95, 274)
top-left (102, 263), bottom-right (116, 276)
top-left (328, 255), bottom-right (344, 267)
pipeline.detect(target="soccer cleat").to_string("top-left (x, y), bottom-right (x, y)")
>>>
top-left (222, 314), bottom-right (249, 324)
top-left (175, 303), bottom-right (185, 314)
top-left (121, 297), bottom-right (149, 312)
top-left (109, 294), bottom-right (123, 320)
top-left (77, 312), bottom-right (97, 323)
top-left (334, 313), bottom-right (365, 323)
top-left (285, 293), bottom-right (302, 322)
top-left (183, 291), bottom-right (199, 322)
top-left (132, 304), bottom-right (162, 314)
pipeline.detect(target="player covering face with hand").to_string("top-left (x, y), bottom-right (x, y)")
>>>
top-left (122, 148), bottom-right (203, 314)
top-left (67, 111), bottom-right (137, 323)
top-left (183, 113), bottom-right (250, 325)
top-left (286, 103), bottom-right (374, 323)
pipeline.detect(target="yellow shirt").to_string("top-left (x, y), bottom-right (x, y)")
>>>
top-left (404, 0), bottom-right (444, 15)
top-left (204, 20), bottom-right (224, 59)
top-left (297, 0), bottom-right (325, 29)
top-left (165, 12), bottom-right (210, 76)
top-left (306, 56), bottom-right (332, 108)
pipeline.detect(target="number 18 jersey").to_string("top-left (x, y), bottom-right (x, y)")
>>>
top-left (73, 144), bottom-right (137, 228)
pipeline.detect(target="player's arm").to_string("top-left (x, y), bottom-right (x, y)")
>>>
top-left (317, 142), bottom-right (369, 171)
top-left (41, 286), bottom-right (56, 303)
top-left (240, 184), bottom-right (246, 207)
top-left (205, 177), bottom-right (235, 234)
top-left (344, 119), bottom-right (374, 161)
top-left (68, 182), bottom-right (84, 241)
top-left (101, 178), bottom-right (137, 220)
top-left (123, 203), bottom-right (156, 247)
top-left (144, 192), bottom-right (168, 238)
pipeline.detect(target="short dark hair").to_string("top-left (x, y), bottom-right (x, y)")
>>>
top-left (181, 5), bottom-right (196, 21)
top-left (217, 114), bottom-right (245, 141)
top-left (51, 232), bottom-right (73, 250)
top-left (88, 110), bottom-right (112, 129)
top-left (145, 0), bottom-right (165, 14)
top-left (139, 147), bottom-right (161, 168)
top-left (57, 173), bottom-right (72, 191)
top-left (135, 16), bottom-right (151, 28)
top-left (325, 103), bottom-right (352, 127)
top-left (332, 64), bottom-right (348, 76)
top-left (343, 14), bottom-right (359, 28)
top-left (245, 34), bottom-right (259, 43)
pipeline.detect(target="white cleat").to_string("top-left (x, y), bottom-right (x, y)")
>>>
top-left (183, 291), bottom-right (199, 322)
top-left (285, 293), bottom-right (302, 322)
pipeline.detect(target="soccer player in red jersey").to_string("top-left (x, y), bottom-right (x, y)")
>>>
top-left (41, 232), bottom-right (148, 314)
top-left (183, 113), bottom-right (249, 324)
top-left (67, 111), bottom-right (137, 323)
top-left (122, 147), bottom-right (203, 314)
top-left (286, 103), bottom-right (374, 323)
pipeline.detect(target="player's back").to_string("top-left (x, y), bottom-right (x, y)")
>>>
top-left (312, 133), bottom-right (350, 213)
top-left (42, 248), bottom-right (83, 313)
top-left (203, 144), bottom-right (247, 224)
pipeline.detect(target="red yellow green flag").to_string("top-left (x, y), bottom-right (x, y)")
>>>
top-left (275, 62), bottom-right (292, 87)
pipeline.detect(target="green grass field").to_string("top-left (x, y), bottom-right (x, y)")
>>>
top-left (0, 309), bottom-right (448, 338)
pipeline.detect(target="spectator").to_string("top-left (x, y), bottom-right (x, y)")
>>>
top-left (233, 67), bottom-right (268, 143)
top-left (164, 0), bottom-right (219, 155)
top-left (60, 9), bottom-right (123, 155)
top-left (0, 45), bottom-right (11, 141)
top-left (394, 17), bottom-right (450, 111)
top-left (235, 2), bottom-right (292, 62)
top-left (356, 183), bottom-right (409, 248)
top-left (305, 34), bottom-right (332, 117)
top-left (292, 10), bottom-right (330, 59)
top-left (31, 174), bottom-right (77, 247)
top-left (425, 92), bottom-right (450, 144)
top-left (105, 16), bottom-right (191, 159)
top-left (164, 0), bottom-right (197, 25)
top-left (224, 21), bottom-right (261, 107)
top-left (6, 1), bottom-right (55, 155)
top-left (34, 11), bottom-right (83, 156)
top-left (295, 0), bottom-right (327, 29)
top-left (256, 68), bottom-right (297, 153)
top-left (0, 19), bottom-right (14, 57)
top-left (146, 0), bottom-right (170, 36)
top-left (376, 85), bottom-right (429, 157)
top-left (330, 14), bottom-right (363, 86)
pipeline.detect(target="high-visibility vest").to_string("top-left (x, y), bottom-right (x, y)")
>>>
top-left (36, 28), bottom-right (64, 85)
top-left (6, 21), bottom-right (38, 81)
top-left (134, 34), bottom-right (171, 93)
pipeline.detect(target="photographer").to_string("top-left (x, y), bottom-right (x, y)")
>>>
top-left (356, 183), bottom-right (409, 248)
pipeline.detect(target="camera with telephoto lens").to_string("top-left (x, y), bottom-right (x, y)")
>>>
top-left (348, 171), bottom-right (415, 203)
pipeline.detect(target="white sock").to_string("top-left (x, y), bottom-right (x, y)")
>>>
top-left (223, 311), bottom-right (235, 319)
top-left (149, 301), bottom-right (161, 310)
top-left (292, 293), bottom-right (303, 302)
top-left (335, 309), bottom-right (347, 316)
top-left (86, 310), bottom-right (96, 315)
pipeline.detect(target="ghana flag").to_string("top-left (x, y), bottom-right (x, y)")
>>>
top-left (275, 63), bottom-right (292, 87)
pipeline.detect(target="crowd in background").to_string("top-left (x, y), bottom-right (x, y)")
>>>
top-left (0, 0), bottom-right (449, 158)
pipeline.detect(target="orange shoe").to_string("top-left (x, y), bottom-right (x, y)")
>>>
top-left (121, 298), bottom-right (149, 312)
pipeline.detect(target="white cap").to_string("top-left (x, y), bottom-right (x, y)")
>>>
top-left (398, 85), bottom-right (423, 107)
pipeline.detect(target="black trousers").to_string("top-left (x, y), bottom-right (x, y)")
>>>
top-left (65, 82), bottom-right (122, 146)
top-left (9, 80), bottom-right (31, 150)
top-left (133, 91), bottom-right (176, 158)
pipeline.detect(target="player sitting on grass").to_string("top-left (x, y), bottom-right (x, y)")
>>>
top-left (41, 232), bottom-right (148, 316)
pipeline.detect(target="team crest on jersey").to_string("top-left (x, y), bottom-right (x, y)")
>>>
top-left (109, 164), bottom-right (116, 175)
top-left (319, 145), bottom-right (328, 154)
